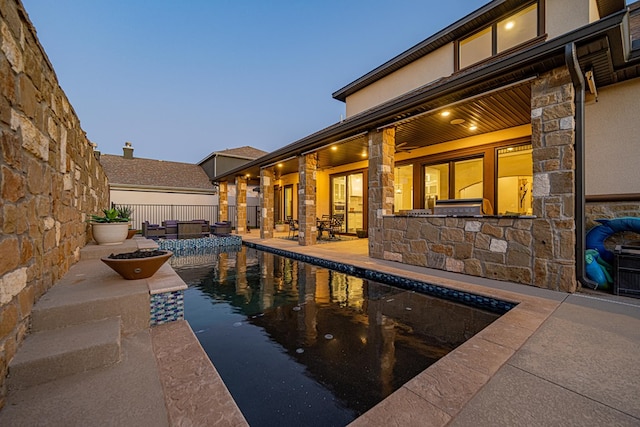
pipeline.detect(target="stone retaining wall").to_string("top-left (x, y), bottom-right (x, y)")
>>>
top-left (383, 216), bottom-right (537, 286)
top-left (0, 0), bottom-right (109, 408)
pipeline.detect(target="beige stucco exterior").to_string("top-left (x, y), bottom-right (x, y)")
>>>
top-left (585, 79), bottom-right (640, 196)
top-left (546, 0), bottom-right (600, 39)
top-left (344, 0), bottom-right (604, 118)
top-left (345, 45), bottom-right (454, 117)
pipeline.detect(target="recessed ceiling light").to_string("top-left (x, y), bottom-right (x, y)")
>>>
top-left (277, 163), bottom-right (283, 168)
top-left (440, 111), bottom-right (451, 117)
top-left (331, 146), bottom-right (338, 151)
top-left (450, 118), bottom-right (465, 125)
top-left (505, 21), bottom-right (515, 30)
top-left (361, 151), bottom-right (367, 157)
top-left (469, 125), bottom-right (478, 131)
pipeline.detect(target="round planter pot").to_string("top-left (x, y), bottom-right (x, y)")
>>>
top-left (91, 222), bottom-right (129, 245)
top-left (101, 250), bottom-right (173, 280)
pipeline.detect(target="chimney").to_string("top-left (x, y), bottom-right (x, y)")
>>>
top-left (123, 142), bottom-right (134, 159)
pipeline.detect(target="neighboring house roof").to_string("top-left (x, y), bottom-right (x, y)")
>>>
top-left (100, 154), bottom-right (215, 192)
top-left (197, 146), bottom-right (268, 164)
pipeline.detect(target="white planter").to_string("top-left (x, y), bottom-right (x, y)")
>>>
top-left (275, 224), bottom-right (286, 232)
top-left (91, 222), bottom-right (129, 245)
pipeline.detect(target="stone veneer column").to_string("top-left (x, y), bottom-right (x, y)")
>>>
top-left (235, 176), bottom-right (247, 234)
top-left (531, 66), bottom-right (577, 292)
top-left (260, 168), bottom-right (275, 239)
top-left (298, 153), bottom-right (318, 246)
top-left (218, 181), bottom-right (228, 222)
top-left (368, 128), bottom-right (395, 258)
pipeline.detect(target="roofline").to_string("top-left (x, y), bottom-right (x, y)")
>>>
top-left (332, 0), bottom-right (525, 102)
top-left (197, 151), bottom-right (266, 165)
top-left (109, 184), bottom-right (216, 195)
top-left (214, 9), bottom-right (630, 183)
top-left (332, 0), bottom-right (627, 102)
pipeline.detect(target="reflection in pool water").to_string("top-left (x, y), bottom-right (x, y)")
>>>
top-left (173, 246), bottom-right (500, 427)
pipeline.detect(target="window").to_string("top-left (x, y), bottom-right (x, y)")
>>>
top-left (424, 158), bottom-right (483, 201)
top-left (424, 163), bottom-right (449, 203)
top-left (458, 2), bottom-right (538, 70)
top-left (459, 27), bottom-right (493, 70)
top-left (394, 165), bottom-right (413, 212)
top-left (497, 4), bottom-right (537, 53)
top-left (454, 158), bottom-right (483, 199)
top-left (496, 145), bottom-right (533, 215)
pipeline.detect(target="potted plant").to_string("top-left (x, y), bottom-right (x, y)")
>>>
top-left (89, 208), bottom-right (130, 245)
top-left (115, 206), bottom-right (139, 239)
top-left (101, 249), bottom-right (173, 280)
top-left (275, 221), bottom-right (286, 232)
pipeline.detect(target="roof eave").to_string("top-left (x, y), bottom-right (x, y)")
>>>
top-left (214, 10), bottom-right (629, 183)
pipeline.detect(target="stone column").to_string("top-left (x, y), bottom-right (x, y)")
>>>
top-left (260, 168), bottom-right (275, 239)
top-left (218, 181), bottom-right (228, 222)
top-left (531, 66), bottom-right (577, 292)
top-left (235, 176), bottom-right (247, 234)
top-left (298, 153), bottom-right (318, 246)
top-left (368, 128), bottom-right (395, 258)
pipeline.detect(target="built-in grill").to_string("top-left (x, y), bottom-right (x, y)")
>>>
top-left (398, 199), bottom-right (493, 216)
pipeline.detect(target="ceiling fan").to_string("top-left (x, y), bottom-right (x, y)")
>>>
top-left (395, 141), bottom-right (418, 153)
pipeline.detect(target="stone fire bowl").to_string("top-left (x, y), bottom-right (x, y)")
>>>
top-left (101, 250), bottom-right (173, 280)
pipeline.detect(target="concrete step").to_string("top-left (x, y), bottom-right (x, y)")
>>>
top-left (8, 317), bottom-right (121, 391)
top-left (31, 259), bottom-right (150, 334)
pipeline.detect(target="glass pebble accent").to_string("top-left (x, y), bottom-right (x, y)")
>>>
top-left (151, 290), bottom-right (184, 325)
top-left (157, 235), bottom-right (242, 251)
top-left (243, 241), bottom-right (516, 314)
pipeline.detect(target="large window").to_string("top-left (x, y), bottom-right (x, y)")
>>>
top-left (496, 145), bottom-right (533, 215)
top-left (424, 158), bottom-right (483, 201)
top-left (394, 165), bottom-right (413, 212)
top-left (459, 2), bottom-right (538, 70)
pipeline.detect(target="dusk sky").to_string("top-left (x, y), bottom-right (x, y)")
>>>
top-left (23, 0), bottom-right (488, 163)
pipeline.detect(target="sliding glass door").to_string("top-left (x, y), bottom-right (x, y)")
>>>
top-left (330, 171), bottom-right (366, 234)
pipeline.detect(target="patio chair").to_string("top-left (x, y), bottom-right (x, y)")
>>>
top-left (288, 218), bottom-right (299, 239)
top-left (328, 214), bottom-right (343, 239)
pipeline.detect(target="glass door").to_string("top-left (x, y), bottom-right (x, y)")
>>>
top-left (284, 185), bottom-right (294, 220)
top-left (330, 172), bottom-right (366, 234)
top-left (347, 173), bottom-right (363, 233)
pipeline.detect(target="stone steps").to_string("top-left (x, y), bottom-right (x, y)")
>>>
top-left (7, 317), bottom-right (121, 391)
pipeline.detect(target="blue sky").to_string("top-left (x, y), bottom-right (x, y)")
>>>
top-left (23, 0), bottom-right (488, 163)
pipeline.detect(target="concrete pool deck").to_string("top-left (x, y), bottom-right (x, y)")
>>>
top-left (1, 235), bottom-right (639, 425)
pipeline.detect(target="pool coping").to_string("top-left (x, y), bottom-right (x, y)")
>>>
top-left (237, 237), bottom-right (563, 426)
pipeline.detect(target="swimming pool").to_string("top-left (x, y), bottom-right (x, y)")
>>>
top-left (173, 246), bottom-right (501, 426)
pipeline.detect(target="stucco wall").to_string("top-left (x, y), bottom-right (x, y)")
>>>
top-left (545, 0), bottom-right (599, 40)
top-left (585, 79), bottom-right (640, 196)
top-left (0, 0), bottom-right (110, 408)
top-left (345, 45), bottom-right (454, 117)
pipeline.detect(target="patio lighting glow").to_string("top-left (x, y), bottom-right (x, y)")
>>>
top-left (277, 163), bottom-right (283, 168)
top-left (331, 146), bottom-right (338, 151)
top-left (440, 111), bottom-right (451, 117)
top-left (469, 124), bottom-right (478, 131)
top-left (361, 151), bottom-right (367, 157)
top-left (505, 21), bottom-right (515, 30)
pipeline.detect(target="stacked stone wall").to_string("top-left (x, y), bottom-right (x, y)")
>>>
top-left (0, 0), bottom-right (109, 407)
top-left (586, 200), bottom-right (640, 249)
top-left (381, 66), bottom-right (578, 292)
top-left (298, 153), bottom-right (317, 246)
top-left (383, 216), bottom-right (535, 285)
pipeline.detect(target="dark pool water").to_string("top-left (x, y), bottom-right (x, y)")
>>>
top-left (172, 246), bottom-right (499, 427)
